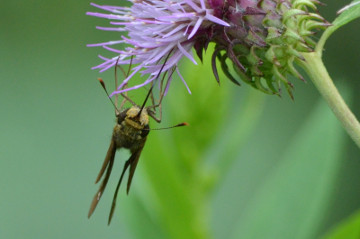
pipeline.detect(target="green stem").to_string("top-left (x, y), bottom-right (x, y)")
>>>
top-left (300, 51), bottom-right (360, 148)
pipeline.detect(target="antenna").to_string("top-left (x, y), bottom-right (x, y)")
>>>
top-left (99, 55), bottom-right (135, 115)
top-left (98, 78), bottom-right (120, 115)
top-left (143, 122), bottom-right (188, 131)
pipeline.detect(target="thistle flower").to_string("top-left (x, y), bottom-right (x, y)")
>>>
top-left (87, 0), bottom-right (328, 98)
top-left (87, 0), bottom-right (229, 96)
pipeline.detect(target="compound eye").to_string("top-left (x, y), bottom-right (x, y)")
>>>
top-left (117, 108), bottom-right (129, 124)
top-left (141, 124), bottom-right (150, 138)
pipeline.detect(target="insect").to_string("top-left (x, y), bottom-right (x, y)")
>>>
top-left (88, 55), bottom-right (187, 225)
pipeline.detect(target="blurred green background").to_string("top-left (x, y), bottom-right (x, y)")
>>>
top-left (1, 1), bottom-right (360, 239)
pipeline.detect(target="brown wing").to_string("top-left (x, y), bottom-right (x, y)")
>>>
top-left (107, 158), bottom-right (131, 225)
top-left (127, 146), bottom-right (145, 194)
top-left (88, 140), bottom-right (116, 218)
top-left (107, 142), bottom-right (145, 225)
top-left (95, 140), bottom-right (116, 183)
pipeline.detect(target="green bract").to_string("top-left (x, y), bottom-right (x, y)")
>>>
top-left (208, 0), bottom-right (329, 98)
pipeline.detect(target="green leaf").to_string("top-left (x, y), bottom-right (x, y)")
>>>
top-left (322, 209), bottom-right (360, 239)
top-left (123, 193), bottom-right (167, 239)
top-left (204, 89), bottom-right (265, 192)
top-left (142, 133), bottom-right (204, 239)
top-left (334, 1), bottom-right (360, 26)
top-left (317, 0), bottom-right (360, 51)
top-left (230, 99), bottom-right (345, 239)
top-left (138, 48), bottom-right (229, 239)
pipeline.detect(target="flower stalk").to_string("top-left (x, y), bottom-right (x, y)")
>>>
top-left (300, 51), bottom-right (360, 148)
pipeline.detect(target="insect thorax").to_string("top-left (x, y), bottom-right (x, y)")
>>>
top-left (113, 107), bottom-right (150, 150)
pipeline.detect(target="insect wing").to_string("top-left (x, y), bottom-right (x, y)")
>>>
top-left (95, 139), bottom-right (117, 183)
top-left (108, 142), bottom-right (146, 225)
top-left (88, 140), bottom-right (116, 218)
top-left (127, 144), bottom-right (145, 194)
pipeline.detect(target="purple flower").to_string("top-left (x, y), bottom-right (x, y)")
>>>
top-left (88, 0), bottom-right (328, 98)
top-left (87, 0), bottom-right (229, 96)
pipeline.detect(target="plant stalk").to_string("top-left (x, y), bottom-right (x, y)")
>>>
top-left (300, 52), bottom-right (360, 148)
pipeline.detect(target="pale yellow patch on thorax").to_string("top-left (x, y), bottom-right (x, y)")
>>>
top-left (125, 107), bottom-right (149, 129)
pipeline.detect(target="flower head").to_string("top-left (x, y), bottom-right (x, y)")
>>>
top-left (87, 0), bottom-right (229, 96)
top-left (88, 0), bottom-right (328, 98)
